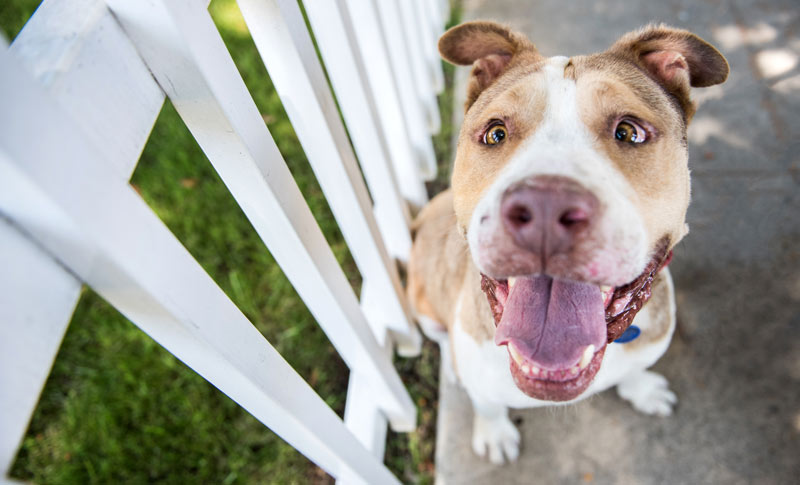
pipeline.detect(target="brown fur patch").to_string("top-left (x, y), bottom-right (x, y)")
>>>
top-left (407, 191), bottom-right (472, 328)
top-left (573, 58), bottom-right (691, 251)
top-left (407, 192), bottom-right (507, 343)
top-left (456, 263), bottom-right (494, 342)
top-left (451, 66), bottom-right (547, 231)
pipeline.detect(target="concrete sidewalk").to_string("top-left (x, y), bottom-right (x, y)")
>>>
top-left (435, 1), bottom-right (800, 483)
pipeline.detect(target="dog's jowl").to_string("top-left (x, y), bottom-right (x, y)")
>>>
top-left (407, 21), bottom-right (728, 464)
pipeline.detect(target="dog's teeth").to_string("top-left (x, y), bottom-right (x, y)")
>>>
top-left (521, 364), bottom-right (530, 375)
top-left (579, 345), bottom-right (595, 370)
top-left (508, 277), bottom-right (517, 289)
top-left (508, 343), bottom-right (524, 365)
top-left (600, 285), bottom-right (612, 293)
top-left (570, 366), bottom-right (579, 376)
top-left (529, 365), bottom-right (540, 377)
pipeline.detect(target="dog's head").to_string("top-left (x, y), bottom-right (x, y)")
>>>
top-left (440, 22), bottom-right (728, 401)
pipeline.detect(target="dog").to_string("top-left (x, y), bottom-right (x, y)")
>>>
top-left (407, 21), bottom-right (728, 464)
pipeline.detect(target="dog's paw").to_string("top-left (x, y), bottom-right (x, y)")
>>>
top-left (616, 370), bottom-right (677, 416)
top-left (472, 411), bottom-right (521, 464)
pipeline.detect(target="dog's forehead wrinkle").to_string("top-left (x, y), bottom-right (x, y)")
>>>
top-left (580, 54), bottom-right (685, 129)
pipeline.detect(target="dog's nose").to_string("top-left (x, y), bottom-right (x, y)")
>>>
top-left (501, 177), bottom-right (598, 258)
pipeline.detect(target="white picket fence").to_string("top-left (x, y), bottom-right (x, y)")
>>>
top-left (0, 0), bottom-right (449, 483)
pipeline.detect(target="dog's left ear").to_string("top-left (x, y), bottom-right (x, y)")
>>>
top-left (609, 25), bottom-right (729, 119)
top-left (439, 21), bottom-right (539, 110)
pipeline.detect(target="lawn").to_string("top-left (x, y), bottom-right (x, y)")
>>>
top-left (2, 0), bottom-right (459, 484)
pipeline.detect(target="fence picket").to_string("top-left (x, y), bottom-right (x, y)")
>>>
top-left (0, 45), bottom-right (402, 484)
top-left (0, 219), bottom-right (81, 475)
top-left (296, 0), bottom-right (417, 259)
top-left (342, 0), bottom-right (430, 209)
top-left (11, 0), bottom-right (165, 179)
top-left (414, 0), bottom-right (446, 94)
top-left (1, 0), bottom-right (447, 479)
top-left (439, 0), bottom-right (451, 25)
top-left (104, 0), bottom-right (415, 430)
top-left (373, 0), bottom-right (438, 182)
top-left (235, 0), bottom-right (419, 351)
top-left (396, 0), bottom-right (442, 135)
top-left (1, 1), bottom-right (169, 474)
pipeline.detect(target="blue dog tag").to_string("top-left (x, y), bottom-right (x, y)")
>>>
top-left (614, 325), bottom-right (641, 343)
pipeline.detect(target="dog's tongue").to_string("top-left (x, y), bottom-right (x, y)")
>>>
top-left (495, 275), bottom-right (606, 370)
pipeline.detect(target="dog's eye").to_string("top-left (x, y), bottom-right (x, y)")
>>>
top-left (614, 120), bottom-right (646, 144)
top-left (483, 123), bottom-right (508, 145)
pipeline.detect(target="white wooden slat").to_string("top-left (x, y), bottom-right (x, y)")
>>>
top-left (2, 0), bottom-right (169, 473)
top-left (10, 0), bottom-right (164, 179)
top-left (427, 0), bottom-right (445, 34)
top-left (0, 218), bottom-right (81, 476)
top-left (351, 284), bottom-right (395, 450)
top-left (235, 0), bottom-right (418, 349)
top-left (414, 0), bottom-right (445, 94)
top-left (373, 0), bottom-right (438, 182)
top-left (338, 373), bottom-right (389, 485)
top-left (0, 46), bottom-right (402, 485)
top-left (284, 0), bottom-right (416, 256)
top-left (104, 0), bottom-right (415, 429)
top-left (428, 0), bottom-right (443, 36)
top-left (336, 283), bottom-right (398, 484)
top-left (342, 0), bottom-right (430, 208)
top-left (395, 0), bottom-right (442, 135)
top-left (439, 0), bottom-right (450, 25)
top-left (360, 276), bottom-right (422, 357)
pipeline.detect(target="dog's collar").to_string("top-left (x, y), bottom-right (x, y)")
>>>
top-left (610, 250), bottom-right (672, 345)
top-left (605, 245), bottom-right (673, 343)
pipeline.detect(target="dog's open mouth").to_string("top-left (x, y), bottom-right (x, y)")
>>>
top-left (480, 244), bottom-right (671, 401)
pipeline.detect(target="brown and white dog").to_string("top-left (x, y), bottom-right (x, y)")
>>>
top-left (407, 21), bottom-right (728, 463)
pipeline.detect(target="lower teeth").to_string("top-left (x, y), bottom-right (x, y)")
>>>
top-left (579, 345), bottom-right (595, 369)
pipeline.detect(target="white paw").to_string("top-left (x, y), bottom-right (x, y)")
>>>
top-left (617, 370), bottom-right (677, 417)
top-left (472, 411), bottom-right (521, 464)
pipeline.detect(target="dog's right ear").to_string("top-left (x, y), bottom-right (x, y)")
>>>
top-left (607, 25), bottom-right (729, 121)
top-left (439, 21), bottom-right (538, 110)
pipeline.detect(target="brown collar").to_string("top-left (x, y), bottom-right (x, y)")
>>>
top-left (605, 243), bottom-right (673, 343)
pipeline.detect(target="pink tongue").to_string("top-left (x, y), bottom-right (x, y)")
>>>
top-left (494, 275), bottom-right (606, 370)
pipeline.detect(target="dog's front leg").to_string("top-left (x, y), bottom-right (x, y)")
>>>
top-left (469, 397), bottom-right (521, 464)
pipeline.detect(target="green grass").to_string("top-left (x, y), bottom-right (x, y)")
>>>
top-left (3, 0), bottom-right (459, 483)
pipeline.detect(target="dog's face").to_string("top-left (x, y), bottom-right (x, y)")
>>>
top-left (440, 22), bottom-right (728, 401)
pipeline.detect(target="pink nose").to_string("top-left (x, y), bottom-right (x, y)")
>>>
top-left (501, 177), bottom-right (598, 259)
